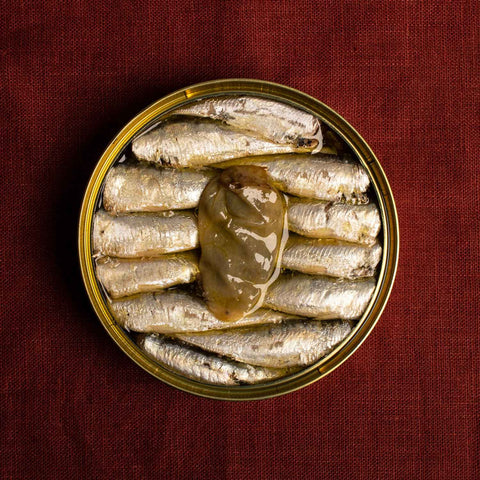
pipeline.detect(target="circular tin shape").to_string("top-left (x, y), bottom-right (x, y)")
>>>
top-left (79, 79), bottom-right (399, 400)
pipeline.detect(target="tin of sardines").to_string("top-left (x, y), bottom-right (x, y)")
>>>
top-left (79, 80), bottom-right (399, 400)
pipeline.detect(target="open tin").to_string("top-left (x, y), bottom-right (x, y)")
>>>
top-left (78, 79), bottom-right (399, 400)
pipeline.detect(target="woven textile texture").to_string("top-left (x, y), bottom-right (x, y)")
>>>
top-left (1, 1), bottom-right (478, 479)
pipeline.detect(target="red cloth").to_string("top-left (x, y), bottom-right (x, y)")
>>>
top-left (1, 1), bottom-right (478, 478)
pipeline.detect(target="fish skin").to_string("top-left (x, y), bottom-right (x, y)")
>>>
top-left (173, 95), bottom-right (322, 150)
top-left (282, 235), bottom-right (382, 279)
top-left (102, 164), bottom-right (215, 214)
top-left (287, 197), bottom-right (381, 246)
top-left (92, 210), bottom-right (198, 258)
top-left (95, 252), bottom-right (199, 298)
top-left (138, 334), bottom-right (290, 385)
top-left (131, 120), bottom-right (316, 168)
top-left (176, 320), bottom-right (353, 369)
top-left (110, 290), bottom-right (301, 334)
top-left (215, 154), bottom-right (370, 203)
top-left (265, 273), bottom-right (376, 320)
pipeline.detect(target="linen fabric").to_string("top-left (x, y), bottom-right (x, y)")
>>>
top-left (1, 1), bottom-right (478, 478)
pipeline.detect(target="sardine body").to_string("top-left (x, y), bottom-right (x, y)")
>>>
top-left (176, 320), bottom-right (352, 368)
top-left (173, 96), bottom-right (322, 149)
top-left (95, 252), bottom-right (199, 298)
top-left (110, 290), bottom-right (301, 334)
top-left (287, 197), bottom-right (381, 245)
top-left (138, 334), bottom-right (290, 385)
top-left (103, 164), bottom-right (215, 213)
top-left (215, 154), bottom-right (370, 203)
top-left (265, 273), bottom-right (376, 320)
top-left (282, 236), bottom-right (382, 278)
top-left (92, 210), bottom-right (198, 258)
top-left (131, 120), bottom-right (316, 168)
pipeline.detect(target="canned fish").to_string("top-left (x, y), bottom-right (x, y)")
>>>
top-left (78, 79), bottom-right (399, 400)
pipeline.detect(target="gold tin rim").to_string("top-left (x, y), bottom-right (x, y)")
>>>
top-left (78, 79), bottom-right (399, 401)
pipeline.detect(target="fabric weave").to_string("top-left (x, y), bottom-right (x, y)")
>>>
top-left (1, 1), bottom-right (478, 479)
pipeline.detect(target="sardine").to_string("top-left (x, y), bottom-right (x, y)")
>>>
top-left (287, 197), bottom-right (381, 245)
top-left (95, 252), bottom-right (199, 298)
top-left (138, 334), bottom-right (290, 385)
top-left (282, 235), bottom-right (382, 278)
top-left (176, 320), bottom-right (352, 368)
top-left (110, 290), bottom-right (301, 334)
top-left (265, 273), bottom-right (376, 320)
top-left (103, 164), bottom-right (215, 213)
top-left (92, 210), bottom-right (198, 258)
top-left (215, 154), bottom-right (370, 203)
top-left (131, 120), bottom-right (316, 168)
top-left (173, 95), bottom-right (322, 150)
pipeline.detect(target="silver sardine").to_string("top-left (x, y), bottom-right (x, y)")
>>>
top-left (176, 320), bottom-right (352, 369)
top-left (287, 197), bottom-right (381, 245)
top-left (92, 210), bottom-right (198, 258)
top-left (173, 95), bottom-right (322, 149)
top-left (95, 252), bottom-right (199, 298)
top-left (215, 154), bottom-right (370, 203)
top-left (110, 290), bottom-right (301, 334)
top-left (103, 164), bottom-right (215, 213)
top-left (282, 235), bottom-right (382, 278)
top-left (138, 334), bottom-right (290, 385)
top-left (131, 120), bottom-right (316, 168)
top-left (265, 273), bottom-right (376, 320)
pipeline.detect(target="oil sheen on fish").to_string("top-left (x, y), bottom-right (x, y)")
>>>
top-left (265, 273), bottom-right (376, 320)
top-left (92, 210), bottom-right (198, 258)
top-left (282, 235), bottom-right (382, 279)
top-left (131, 120), bottom-right (316, 168)
top-left (138, 334), bottom-right (290, 385)
top-left (176, 320), bottom-right (352, 369)
top-left (198, 166), bottom-right (288, 321)
top-left (173, 95), bottom-right (322, 150)
top-left (287, 197), bottom-right (381, 245)
top-left (102, 164), bottom-right (215, 213)
top-left (215, 154), bottom-right (370, 203)
top-left (95, 252), bottom-right (199, 298)
top-left (110, 290), bottom-right (300, 334)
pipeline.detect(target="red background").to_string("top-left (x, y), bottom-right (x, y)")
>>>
top-left (1, 1), bottom-right (478, 478)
